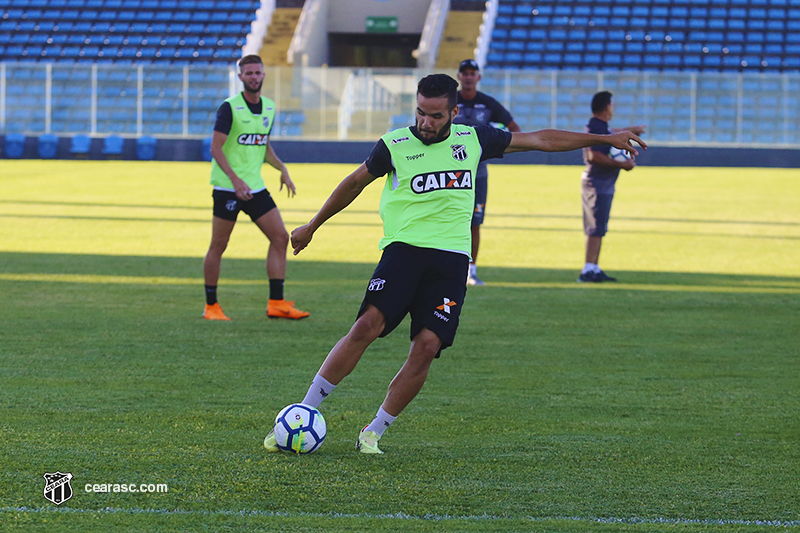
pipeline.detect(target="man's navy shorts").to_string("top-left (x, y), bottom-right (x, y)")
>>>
top-left (357, 242), bottom-right (469, 356)
top-left (212, 189), bottom-right (276, 222)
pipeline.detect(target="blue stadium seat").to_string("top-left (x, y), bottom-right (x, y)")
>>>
top-left (37, 133), bottom-right (59, 158)
top-left (70, 134), bottom-right (91, 156)
top-left (4, 133), bottom-right (27, 158)
top-left (102, 134), bottom-right (124, 156)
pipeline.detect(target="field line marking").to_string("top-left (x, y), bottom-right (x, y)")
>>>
top-left (2, 506), bottom-right (799, 527)
top-left (1, 274), bottom-right (798, 294)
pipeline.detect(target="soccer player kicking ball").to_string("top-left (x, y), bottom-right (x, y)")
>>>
top-left (264, 74), bottom-right (645, 454)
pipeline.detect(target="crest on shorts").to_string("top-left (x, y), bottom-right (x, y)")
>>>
top-left (43, 472), bottom-right (73, 506)
top-left (226, 199), bottom-right (237, 211)
top-left (451, 144), bottom-right (468, 162)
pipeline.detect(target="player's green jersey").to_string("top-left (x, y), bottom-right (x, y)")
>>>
top-left (379, 125), bottom-right (483, 255)
top-left (210, 93), bottom-right (276, 191)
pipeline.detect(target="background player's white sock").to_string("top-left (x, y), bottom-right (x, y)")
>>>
top-left (582, 262), bottom-right (598, 274)
top-left (301, 373), bottom-right (336, 408)
top-left (364, 406), bottom-right (397, 437)
top-left (469, 263), bottom-right (478, 277)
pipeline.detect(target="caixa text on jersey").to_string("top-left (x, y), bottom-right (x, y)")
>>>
top-left (411, 171), bottom-right (473, 194)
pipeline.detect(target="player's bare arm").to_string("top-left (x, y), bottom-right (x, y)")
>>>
top-left (291, 163), bottom-right (379, 255)
top-left (210, 130), bottom-right (252, 201)
top-left (265, 141), bottom-right (296, 197)
top-left (505, 129), bottom-right (646, 156)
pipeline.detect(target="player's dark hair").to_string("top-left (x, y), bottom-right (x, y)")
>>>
top-left (238, 55), bottom-right (263, 70)
top-left (591, 91), bottom-right (613, 114)
top-left (417, 74), bottom-right (459, 110)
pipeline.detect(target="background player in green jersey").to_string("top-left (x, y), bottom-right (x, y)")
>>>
top-left (203, 55), bottom-right (308, 321)
top-left (264, 74), bottom-right (645, 454)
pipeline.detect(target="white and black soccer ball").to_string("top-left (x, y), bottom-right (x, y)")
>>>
top-left (609, 146), bottom-right (632, 162)
top-left (273, 403), bottom-right (327, 454)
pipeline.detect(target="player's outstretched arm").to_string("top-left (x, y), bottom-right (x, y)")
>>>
top-left (505, 129), bottom-right (646, 156)
top-left (291, 163), bottom-right (378, 255)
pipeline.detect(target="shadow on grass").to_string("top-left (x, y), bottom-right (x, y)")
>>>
top-left (1, 252), bottom-right (798, 293)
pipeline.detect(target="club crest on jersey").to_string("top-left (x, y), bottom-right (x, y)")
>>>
top-left (451, 144), bottom-right (468, 161)
top-left (411, 171), bottom-right (472, 194)
top-left (262, 116), bottom-right (271, 128)
top-left (237, 133), bottom-right (269, 146)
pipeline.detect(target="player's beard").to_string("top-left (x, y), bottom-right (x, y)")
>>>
top-left (419, 117), bottom-right (452, 146)
top-left (244, 80), bottom-right (263, 94)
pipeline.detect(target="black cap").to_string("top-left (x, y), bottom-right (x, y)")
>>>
top-left (458, 59), bottom-right (479, 72)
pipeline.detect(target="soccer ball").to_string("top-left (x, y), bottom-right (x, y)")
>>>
top-left (609, 146), bottom-right (632, 162)
top-left (273, 403), bottom-right (327, 454)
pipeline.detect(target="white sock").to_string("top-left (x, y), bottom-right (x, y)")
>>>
top-left (469, 263), bottom-right (477, 277)
top-left (301, 373), bottom-right (336, 408)
top-left (582, 262), bottom-right (598, 274)
top-left (364, 406), bottom-right (397, 437)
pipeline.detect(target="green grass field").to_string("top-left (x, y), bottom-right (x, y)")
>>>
top-left (1, 160), bottom-right (798, 532)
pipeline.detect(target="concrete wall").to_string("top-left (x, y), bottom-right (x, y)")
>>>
top-left (3, 135), bottom-right (800, 168)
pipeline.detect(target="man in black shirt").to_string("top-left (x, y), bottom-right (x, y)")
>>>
top-left (455, 59), bottom-right (521, 286)
top-left (579, 91), bottom-right (646, 283)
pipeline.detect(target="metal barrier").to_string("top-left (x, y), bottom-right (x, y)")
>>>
top-left (1, 62), bottom-right (798, 146)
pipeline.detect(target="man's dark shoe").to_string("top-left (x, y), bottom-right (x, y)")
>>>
top-left (595, 270), bottom-right (617, 282)
top-left (577, 271), bottom-right (599, 283)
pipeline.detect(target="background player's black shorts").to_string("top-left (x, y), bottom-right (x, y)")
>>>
top-left (357, 242), bottom-right (469, 357)
top-left (212, 189), bottom-right (276, 222)
top-left (582, 188), bottom-right (614, 237)
top-left (471, 163), bottom-right (489, 226)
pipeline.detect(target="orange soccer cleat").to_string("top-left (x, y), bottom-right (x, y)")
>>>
top-left (267, 299), bottom-right (309, 320)
top-left (203, 303), bottom-right (231, 321)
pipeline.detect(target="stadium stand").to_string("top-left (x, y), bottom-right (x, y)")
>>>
top-left (0, 0), bottom-right (259, 66)
top-left (487, 0), bottom-right (800, 73)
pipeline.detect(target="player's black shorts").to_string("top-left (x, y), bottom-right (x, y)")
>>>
top-left (357, 242), bottom-right (469, 357)
top-left (212, 189), bottom-right (276, 222)
top-left (471, 163), bottom-right (488, 226)
top-left (582, 188), bottom-right (614, 237)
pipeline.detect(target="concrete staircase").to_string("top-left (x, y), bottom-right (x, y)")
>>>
top-left (258, 8), bottom-right (303, 67)
top-left (435, 10), bottom-right (485, 70)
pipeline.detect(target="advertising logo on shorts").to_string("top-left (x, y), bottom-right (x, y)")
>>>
top-left (451, 144), bottom-right (468, 162)
top-left (433, 298), bottom-right (456, 322)
top-left (43, 472), bottom-right (74, 506)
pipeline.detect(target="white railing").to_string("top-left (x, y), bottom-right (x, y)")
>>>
top-left (412, 0), bottom-right (451, 70)
top-left (1, 62), bottom-right (798, 146)
top-left (475, 0), bottom-right (499, 69)
top-left (243, 0), bottom-right (276, 57)
top-left (287, 0), bottom-right (326, 66)
top-left (338, 72), bottom-right (355, 139)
